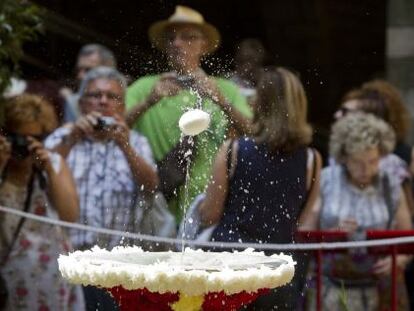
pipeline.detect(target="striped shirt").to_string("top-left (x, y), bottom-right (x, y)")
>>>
top-left (45, 126), bottom-right (156, 249)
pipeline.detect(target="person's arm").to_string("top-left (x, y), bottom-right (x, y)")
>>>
top-left (48, 112), bottom-right (101, 158)
top-left (0, 135), bottom-right (11, 175)
top-left (213, 93), bottom-right (252, 135)
top-left (199, 140), bottom-right (233, 226)
top-left (29, 138), bottom-right (79, 222)
top-left (192, 75), bottom-right (252, 135)
top-left (402, 179), bottom-right (414, 216)
top-left (126, 98), bottom-right (155, 127)
top-left (373, 189), bottom-right (413, 276)
top-left (119, 142), bottom-right (159, 194)
top-left (126, 76), bottom-right (183, 127)
top-left (409, 147), bottom-right (414, 176)
top-left (46, 158), bottom-right (80, 222)
top-left (109, 117), bottom-right (159, 194)
top-left (297, 150), bottom-right (322, 230)
top-left (394, 189), bottom-right (412, 230)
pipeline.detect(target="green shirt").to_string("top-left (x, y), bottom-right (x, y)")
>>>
top-left (126, 74), bottom-right (252, 222)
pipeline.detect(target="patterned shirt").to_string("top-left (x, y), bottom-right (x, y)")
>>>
top-left (320, 163), bottom-right (403, 282)
top-left (45, 126), bottom-right (156, 249)
top-left (320, 163), bottom-right (401, 231)
top-left (0, 152), bottom-right (84, 310)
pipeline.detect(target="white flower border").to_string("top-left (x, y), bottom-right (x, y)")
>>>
top-left (58, 246), bottom-right (295, 296)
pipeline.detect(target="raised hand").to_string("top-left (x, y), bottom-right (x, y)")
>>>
top-left (190, 72), bottom-right (220, 100)
top-left (335, 218), bottom-right (358, 234)
top-left (102, 114), bottom-right (130, 147)
top-left (71, 111), bottom-right (102, 139)
top-left (147, 74), bottom-right (183, 105)
top-left (372, 256), bottom-right (410, 277)
top-left (28, 137), bottom-right (54, 174)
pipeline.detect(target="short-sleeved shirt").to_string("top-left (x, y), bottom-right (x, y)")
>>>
top-left (126, 74), bottom-right (252, 221)
top-left (320, 164), bottom-right (401, 231)
top-left (45, 126), bottom-right (156, 249)
top-left (320, 164), bottom-right (402, 282)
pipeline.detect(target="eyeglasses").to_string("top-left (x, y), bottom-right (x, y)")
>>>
top-left (83, 91), bottom-right (123, 103)
top-left (165, 32), bottom-right (205, 43)
top-left (76, 66), bottom-right (93, 74)
top-left (338, 107), bottom-right (352, 115)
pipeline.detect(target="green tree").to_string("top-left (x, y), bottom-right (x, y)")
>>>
top-left (0, 0), bottom-right (42, 124)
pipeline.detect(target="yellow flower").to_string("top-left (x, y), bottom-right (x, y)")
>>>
top-left (171, 293), bottom-right (204, 311)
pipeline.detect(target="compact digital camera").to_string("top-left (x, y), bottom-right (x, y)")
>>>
top-left (6, 133), bottom-right (30, 159)
top-left (176, 75), bottom-right (195, 88)
top-left (94, 116), bottom-right (117, 131)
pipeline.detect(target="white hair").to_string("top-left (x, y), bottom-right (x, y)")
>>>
top-left (78, 66), bottom-right (127, 98)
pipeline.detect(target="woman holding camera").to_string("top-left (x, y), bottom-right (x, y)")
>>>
top-left (0, 94), bottom-right (84, 310)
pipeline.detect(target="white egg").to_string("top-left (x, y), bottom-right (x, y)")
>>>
top-left (179, 109), bottom-right (211, 136)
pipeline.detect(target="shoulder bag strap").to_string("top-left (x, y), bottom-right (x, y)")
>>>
top-left (226, 139), bottom-right (235, 183)
top-left (1, 170), bottom-right (36, 264)
top-left (299, 148), bottom-right (318, 213)
top-left (309, 148), bottom-right (318, 191)
top-left (383, 174), bottom-right (394, 229)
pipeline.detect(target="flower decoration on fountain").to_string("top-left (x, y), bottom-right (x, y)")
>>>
top-left (58, 247), bottom-right (295, 311)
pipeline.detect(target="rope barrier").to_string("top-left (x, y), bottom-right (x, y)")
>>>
top-left (1, 205), bottom-right (414, 251)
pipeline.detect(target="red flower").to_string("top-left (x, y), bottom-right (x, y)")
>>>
top-left (38, 305), bottom-right (50, 311)
top-left (202, 288), bottom-right (270, 311)
top-left (19, 239), bottom-right (31, 249)
top-left (106, 286), bottom-right (270, 311)
top-left (62, 242), bottom-right (70, 253)
top-left (108, 286), bottom-right (179, 311)
top-left (34, 205), bottom-right (46, 216)
top-left (59, 287), bottom-right (66, 297)
top-left (16, 287), bottom-right (28, 297)
top-left (39, 254), bottom-right (51, 263)
top-left (69, 293), bottom-right (77, 303)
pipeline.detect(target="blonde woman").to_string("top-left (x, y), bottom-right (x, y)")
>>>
top-left (200, 67), bottom-right (322, 310)
top-left (0, 95), bottom-right (83, 310)
top-left (299, 112), bottom-right (412, 311)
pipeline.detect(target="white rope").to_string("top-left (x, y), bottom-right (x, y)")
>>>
top-left (2, 205), bottom-right (414, 252)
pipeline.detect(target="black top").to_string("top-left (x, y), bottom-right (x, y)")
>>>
top-left (211, 137), bottom-right (308, 244)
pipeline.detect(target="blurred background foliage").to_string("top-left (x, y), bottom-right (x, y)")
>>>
top-left (0, 0), bottom-right (42, 124)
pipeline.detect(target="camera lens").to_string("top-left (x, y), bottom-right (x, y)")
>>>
top-left (94, 118), bottom-right (106, 131)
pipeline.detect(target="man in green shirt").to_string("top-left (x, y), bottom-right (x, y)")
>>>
top-left (126, 5), bottom-right (252, 222)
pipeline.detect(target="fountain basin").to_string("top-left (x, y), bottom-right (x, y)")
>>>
top-left (58, 246), bottom-right (295, 310)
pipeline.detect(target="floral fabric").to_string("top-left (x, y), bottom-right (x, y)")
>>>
top-left (0, 154), bottom-right (84, 310)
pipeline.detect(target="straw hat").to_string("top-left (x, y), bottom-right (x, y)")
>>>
top-left (148, 6), bottom-right (221, 54)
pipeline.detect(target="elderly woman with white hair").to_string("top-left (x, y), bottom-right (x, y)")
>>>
top-left (299, 112), bottom-right (412, 311)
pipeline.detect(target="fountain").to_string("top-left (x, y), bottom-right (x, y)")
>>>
top-left (58, 109), bottom-right (296, 310)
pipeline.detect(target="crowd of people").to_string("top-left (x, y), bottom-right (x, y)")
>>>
top-left (0, 4), bottom-right (413, 311)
